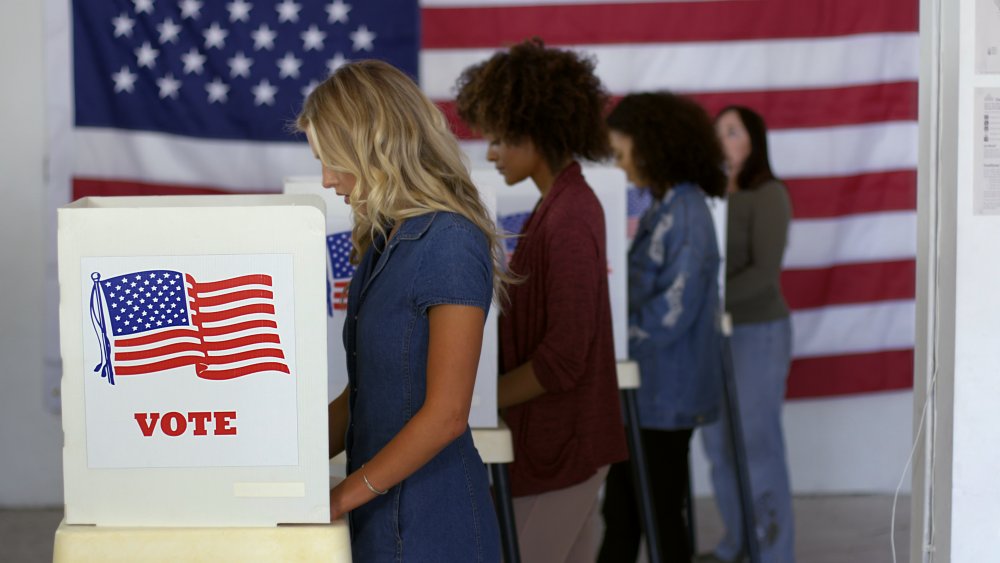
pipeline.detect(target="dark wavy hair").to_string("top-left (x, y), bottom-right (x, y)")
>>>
top-left (454, 38), bottom-right (611, 171)
top-left (606, 92), bottom-right (726, 199)
top-left (716, 105), bottom-right (777, 191)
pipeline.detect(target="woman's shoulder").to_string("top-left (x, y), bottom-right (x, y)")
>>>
top-left (423, 212), bottom-right (489, 248)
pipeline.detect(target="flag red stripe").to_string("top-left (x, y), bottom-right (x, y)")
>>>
top-left (786, 349), bottom-right (913, 398)
top-left (113, 327), bottom-right (199, 347)
top-left (206, 348), bottom-right (286, 363)
top-left (787, 171), bottom-right (916, 219)
top-left (197, 289), bottom-right (274, 308)
top-left (197, 362), bottom-right (291, 380)
top-left (115, 342), bottom-right (204, 362)
top-left (203, 333), bottom-right (281, 352)
top-left (114, 355), bottom-right (200, 376)
top-left (201, 319), bottom-right (278, 336)
top-left (438, 82), bottom-right (918, 139)
top-left (188, 274), bottom-right (273, 293)
top-left (73, 177), bottom-right (234, 200)
top-left (782, 260), bottom-right (915, 310)
top-left (422, 1), bottom-right (918, 49)
top-left (196, 304), bottom-right (276, 324)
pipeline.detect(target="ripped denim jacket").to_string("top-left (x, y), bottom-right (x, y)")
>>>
top-left (628, 183), bottom-right (724, 430)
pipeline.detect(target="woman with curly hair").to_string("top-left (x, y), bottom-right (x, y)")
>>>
top-left (455, 38), bottom-right (628, 562)
top-left (598, 92), bottom-right (727, 563)
top-left (297, 60), bottom-right (504, 562)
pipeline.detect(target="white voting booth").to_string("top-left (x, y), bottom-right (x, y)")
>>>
top-left (478, 166), bottom-right (630, 359)
top-left (283, 178), bottom-right (500, 428)
top-left (56, 195), bottom-right (337, 552)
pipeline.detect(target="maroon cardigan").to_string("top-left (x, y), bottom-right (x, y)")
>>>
top-left (499, 162), bottom-right (628, 497)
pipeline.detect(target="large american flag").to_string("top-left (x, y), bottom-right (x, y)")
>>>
top-left (58, 0), bottom-right (918, 398)
top-left (89, 269), bottom-right (290, 383)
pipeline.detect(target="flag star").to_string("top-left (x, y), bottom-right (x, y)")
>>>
top-left (326, 0), bottom-right (351, 24)
top-left (132, 306), bottom-right (139, 312)
top-left (109, 292), bottom-right (116, 298)
top-left (157, 321), bottom-right (163, 326)
top-left (117, 328), bottom-right (122, 333)
top-left (112, 13), bottom-right (135, 38)
top-left (252, 78), bottom-right (278, 105)
top-left (135, 41), bottom-right (159, 68)
top-left (145, 323), bottom-right (151, 328)
top-left (115, 285), bottom-right (121, 290)
top-left (181, 48), bottom-right (206, 74)
top-left (203, 22), bottom-right (228, 49)
top-left (112, 66), bottom-right (138, 93)
top-left (144, 280), bottom-right (150, 285)
top-left (277, 52), bottom-right (302, 79)
top-left (226, 0), bottom-right (252, 22)
top-left (158, 18), bottom-right (181, 44)
top-left (133, 0), bottom-right (154, 15)
top-left (179, 0), bottom-right (202, 20)
top-left (115, 315), bottom-right (121, 321)
top-left (251, 23), bottom-right (276, 50)
top-left (152, 297), bottom-right (159, 303)
top-left (301, 25), bottom-right (326, 51)
top-left (124, 320), bottom-right (130, 325)
top-left (228, 51), bottom-right (253, 78)
top-left (129, 313), bottom-right (135, 318)
top-left (156, 73), bottom-right (181, 99)
top-left (132, 326), bottom-right (138, 331)
top-left (350, 25), bottom-right (376, 52)
top-left (275, 0), bottom-right (301, 23)
top-left (119, 295), bottom-right (125, 301)
top-left (301, 79), bottom-right (319, 98)
top-left (135, 274), bottom-right (143, 279)
top-left (127, 300), bottom-right (133, 305)
top-left (206, 77), bottom-right (229, 103)
top-left (130, 281), bottom-right (137, 287)
top-left (327, 52), bottom-right (348, 75)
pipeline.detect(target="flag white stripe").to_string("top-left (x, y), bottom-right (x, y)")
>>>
top-left (420, 33), bottom-right (919, 99)
top-left (75, 123), bottom-right (916, 192)
top-left (791, 300), bottom-right (914, 358)
top-left (114, 350), bottom-right (205, 367)
top-left (784, 211), bottom-right (916, 269)
top-left (458, 122), bottom-right (918, 178)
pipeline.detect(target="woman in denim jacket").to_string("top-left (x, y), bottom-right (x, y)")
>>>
top-left (297, 61), bottom-right (506, 562)
top-left (599, 92), bottom-right (727, 563)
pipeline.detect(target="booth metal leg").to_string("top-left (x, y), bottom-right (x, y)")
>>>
top-left (489, 463), bottom-right (521, 563)
top-left (687, 455), bottom-right (697, 556)
top-left (720, 335), bottom-right (762, 563)
top-left (621, 389), bottom-right (663, 563)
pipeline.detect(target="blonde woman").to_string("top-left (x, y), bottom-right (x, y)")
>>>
top-left (297, 60), bottom-right (503, 562)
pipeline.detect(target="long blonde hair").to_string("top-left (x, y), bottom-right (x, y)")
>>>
top-left (296, 60), bottom-right (512, 303)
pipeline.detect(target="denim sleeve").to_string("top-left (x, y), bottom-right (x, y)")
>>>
top-left (628, 203), bottom-right (715, 359)
top-left (413, 223), bottom-right (493, 315)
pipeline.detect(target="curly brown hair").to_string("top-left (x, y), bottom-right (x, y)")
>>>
top-left (607, 92), bottom-right (726, 199)
top-left (454, 38), bottom-right (611, 171)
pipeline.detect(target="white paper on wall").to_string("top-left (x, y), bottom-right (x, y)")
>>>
top-left (80, 254), bottom-right (299, 468)
top-left (974, 89), bottom-right (1000, 215)
top-left (284, 178), bottom-right (499, 427)
top-left (976, 0), bottom-right (1000, 74)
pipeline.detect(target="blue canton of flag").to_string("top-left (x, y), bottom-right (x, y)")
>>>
top-left (626, 187), bottom-right (652, 239)
top-left (100, 270), bottom-right (191, 336)
top-left (498, 212), bottom-right (531, 256)
top-left (327, 230), bottom-right (354, 314)
top-left (73, 0), bottom-right (419, 142)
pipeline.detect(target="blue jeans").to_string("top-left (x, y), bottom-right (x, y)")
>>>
top-left (700, 318), bottom-right (795, 563)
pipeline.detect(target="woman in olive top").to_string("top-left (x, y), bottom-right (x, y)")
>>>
top-left (698, 106), bottom-right (795, 563)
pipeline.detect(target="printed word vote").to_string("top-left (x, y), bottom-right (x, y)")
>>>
top-left (134, 411), bottom-right (237, 437)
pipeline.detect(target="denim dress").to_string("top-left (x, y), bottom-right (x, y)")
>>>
top-left (628, 183), bottom-right (724, 430)
top-left (343, 212), bottom-right (501, 562)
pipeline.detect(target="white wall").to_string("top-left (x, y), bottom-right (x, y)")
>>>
top-left (0, 0), bottom-right (64, 506)
top-left (0, 0), bottom-right (914, 508)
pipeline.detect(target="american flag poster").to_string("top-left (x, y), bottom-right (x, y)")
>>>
top-left (80, 254), bottom-right (299, 469)
top-left (48, 0), bottom-right (918, 404)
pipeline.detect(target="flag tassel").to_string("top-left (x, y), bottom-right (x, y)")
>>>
top-left (88, 272), bottom-right (115, 385)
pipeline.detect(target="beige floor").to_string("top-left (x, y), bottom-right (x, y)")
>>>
top-left (2, 495), bottom-right (910, 562)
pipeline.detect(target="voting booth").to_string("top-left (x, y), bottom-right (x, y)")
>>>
top-left (57, 195), bottom-right (331, 528)
top-left (480, 166), bottom-right (630, 360)
top-left (283, 178), bottom-right (500, 428)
